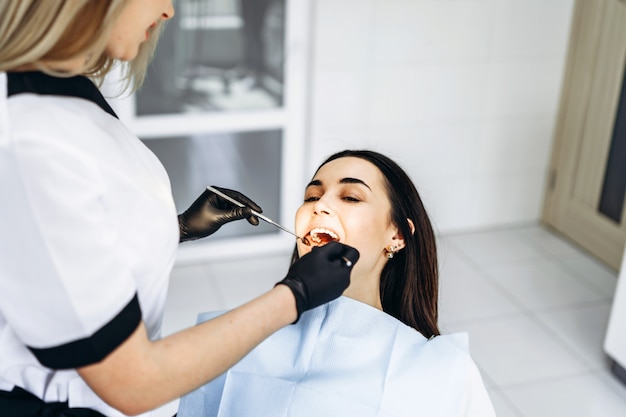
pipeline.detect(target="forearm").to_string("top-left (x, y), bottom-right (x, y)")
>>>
top-left (79, 285), bottom-right (296, 415)
top-left (151, 284), bottom-right (297, 398)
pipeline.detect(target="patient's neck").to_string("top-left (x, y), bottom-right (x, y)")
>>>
top-left (343, 280), bottom-right (383, 311)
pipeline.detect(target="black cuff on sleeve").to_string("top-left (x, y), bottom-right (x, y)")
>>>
top-left (28, 294), bottom-right (142, 369)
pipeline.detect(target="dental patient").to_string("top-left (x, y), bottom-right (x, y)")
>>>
top-left (178, 150), bottom-right (496, 416)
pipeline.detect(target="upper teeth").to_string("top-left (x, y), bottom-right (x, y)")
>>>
top-left (309, 228), bottom-right (338, 240)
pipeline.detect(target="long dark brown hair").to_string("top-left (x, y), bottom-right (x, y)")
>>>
top-left (292, 150), bottom-right (440, 338)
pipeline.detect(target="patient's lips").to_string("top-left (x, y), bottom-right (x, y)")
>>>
top-left (306, 228), bottom-right (339, 246)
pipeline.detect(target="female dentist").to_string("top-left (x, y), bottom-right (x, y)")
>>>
top-left (0, 1), bottom-right (359, 416)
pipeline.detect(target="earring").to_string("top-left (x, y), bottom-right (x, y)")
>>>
top-left (385, 245), bottom-right (397, 259)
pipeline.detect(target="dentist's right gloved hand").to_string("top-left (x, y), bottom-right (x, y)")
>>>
top-left (276, 241), bottom-right (359, 323)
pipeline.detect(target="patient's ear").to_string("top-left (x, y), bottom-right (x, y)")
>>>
top-left (407, 218), bottom-right (415, 235)
top-left (391, 218), bottom-right (414, 251)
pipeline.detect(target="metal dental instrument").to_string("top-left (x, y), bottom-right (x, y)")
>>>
top-left (206, 185), bottom-right (352, 267)
top-left (206, 185), bottom-right (306, 242)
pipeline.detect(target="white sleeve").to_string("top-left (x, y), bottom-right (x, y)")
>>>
top-left (0, 110), bottom-right (140, 369)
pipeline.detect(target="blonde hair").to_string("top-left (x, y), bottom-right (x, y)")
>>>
top-left (0, 0), bottom-right (163, 92)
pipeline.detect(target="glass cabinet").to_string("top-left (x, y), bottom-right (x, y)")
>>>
top-left (137, 0), bottom-right (285, 116)
top-left (106, 0), bottom-right (310, 263)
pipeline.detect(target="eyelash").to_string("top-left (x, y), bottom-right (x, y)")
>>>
top-left (304, 195), bottom-right (361, 203)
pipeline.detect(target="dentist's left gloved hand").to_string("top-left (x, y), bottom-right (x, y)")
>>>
top-left (178, 186), bottom-right (262, 242)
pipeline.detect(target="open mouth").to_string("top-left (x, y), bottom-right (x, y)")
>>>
top-left (305, 228), bottom-right (339, 246)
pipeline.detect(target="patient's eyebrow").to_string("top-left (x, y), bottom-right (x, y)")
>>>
top-left (305, 177), bottom-right (372, 190)
top-left (339, 177), bottom-right (371, 190)
top-left (305, 179), bottom-right (322, 189)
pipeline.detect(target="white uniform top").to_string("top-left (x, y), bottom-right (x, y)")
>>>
top-left (0, 71), bottom-right (179, 416)
top-left (179, 296), bottom-right (496, 417)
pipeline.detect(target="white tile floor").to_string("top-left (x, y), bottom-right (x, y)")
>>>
top-left (154, 223), bottom-right (626, 417)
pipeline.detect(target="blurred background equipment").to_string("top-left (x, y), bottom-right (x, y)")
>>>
top-left (137, 0), bottom-right (285, 115)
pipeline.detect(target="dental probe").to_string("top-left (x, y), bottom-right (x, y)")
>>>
top-left (206, 185), bottom-right (353, 267)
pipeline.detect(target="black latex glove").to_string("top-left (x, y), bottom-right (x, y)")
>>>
top-left (277, 241), bottom-right (360, 323)
top-left (178, 186), bottom-right (262, 242)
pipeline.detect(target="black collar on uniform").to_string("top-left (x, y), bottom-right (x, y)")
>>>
top-left (7, 71), bottom-right (118, 119)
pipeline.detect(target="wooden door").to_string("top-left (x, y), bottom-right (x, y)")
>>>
top-left (543, 0), bottom-right (626, 271)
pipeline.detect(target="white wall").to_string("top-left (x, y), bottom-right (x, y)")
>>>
top-left (305, 0), bottom-right (575, 234)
